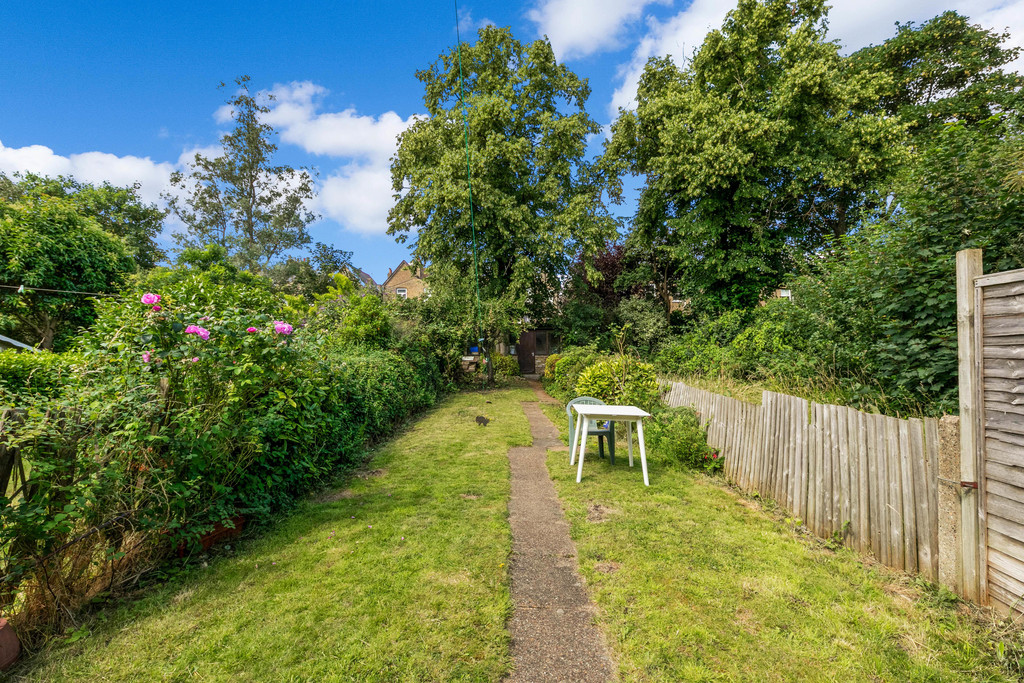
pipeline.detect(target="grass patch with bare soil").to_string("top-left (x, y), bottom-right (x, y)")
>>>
top-left (540, 398), bottom-right (1020, 681)
top-left (12, 388), bottom-right (535, 682)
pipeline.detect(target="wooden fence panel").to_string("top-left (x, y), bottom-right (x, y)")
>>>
top-left (664, 381), bottom-right (945, 581)
top-left (975, 267), bottom-right (1024, 613)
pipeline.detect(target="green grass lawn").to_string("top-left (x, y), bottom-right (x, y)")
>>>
top-left (13, 387), bottom-right (535, 682)
top-left (539, 401), bottom-right (1019, 682)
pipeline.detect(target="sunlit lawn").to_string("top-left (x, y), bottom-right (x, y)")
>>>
top-left (540, 401), bottom-right (1017, 682)
top-left (14, 387), bottom-right (535, 682)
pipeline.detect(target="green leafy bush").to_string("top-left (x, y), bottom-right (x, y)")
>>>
top-left (0, 268), bottom-right (442, 640)
top-left (574, 356), bottom-right (659, 412)
top-left (546, 344), bottom-right (607, 400)
top-left (491, 354), bottom-right (520, 378)
top-left (0, 350), bottom-right (80, 401)
top-left (543, 353), bottom-right (561, 380)
top-left (644, 406), bottom-right (719, 472)
top-left (616, 297), bottom-right (670, 356)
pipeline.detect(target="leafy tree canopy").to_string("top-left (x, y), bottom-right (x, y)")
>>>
top-left (0, 171), bottom-right (166, 270)
top-left (849, 11), bottom-right (1023, 136)
top-left (0, 196), bottom-right (134, 349)
top-left (606, 0), bottom-right (907, 313)
top-left (265, 242), bottom-right (354, 303)
top-left (165, 75), bottom-right (318, 272)
top-left (388, 26), bottom-right (617, 320)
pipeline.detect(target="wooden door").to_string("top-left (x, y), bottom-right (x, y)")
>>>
top-left (517, 331), bottom-right (536, 374)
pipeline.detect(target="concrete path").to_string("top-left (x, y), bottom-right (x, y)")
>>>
top-left (505, 384), bottom-right (615, 682)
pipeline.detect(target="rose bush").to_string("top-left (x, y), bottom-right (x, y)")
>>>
top-left (0, 267), bottom-right (443, 641)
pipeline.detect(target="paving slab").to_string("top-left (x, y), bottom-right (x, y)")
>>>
top-left (505, 390), bottom-right (615, 683)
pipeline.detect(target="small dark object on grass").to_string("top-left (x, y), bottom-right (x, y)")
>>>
top-left (486, 400), bottom-right (492, 403)
top-left (476, 415), bottom-right (490, 426)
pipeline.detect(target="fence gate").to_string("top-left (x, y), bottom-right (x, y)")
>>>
top-left (965, 255), bottom-right (1024, 615)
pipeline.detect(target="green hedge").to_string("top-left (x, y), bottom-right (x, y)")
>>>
top-left (0, 350), bottom-right (80, 401)
top-left (0, 273), bottom-right (443, 640)
top-left (574, 357), bottom-right (659, 413)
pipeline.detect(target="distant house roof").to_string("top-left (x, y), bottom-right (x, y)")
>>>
top-left (382, 260), bottom-right (426, 289)
top-left (0, 334), bottom-right (39, 352)
top-left (350, 267), bottom-right (377, 288)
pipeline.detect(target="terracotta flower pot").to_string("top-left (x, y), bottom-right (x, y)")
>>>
top-left (176, 515), bottom-right (247, 557)
top-left (0, 617), bottom-right (21, 671)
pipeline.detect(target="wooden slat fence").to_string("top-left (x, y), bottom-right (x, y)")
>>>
top-left (665, 383), bottom-right (941, 580)
top-left (975, 267), bottom-right (1024, 615)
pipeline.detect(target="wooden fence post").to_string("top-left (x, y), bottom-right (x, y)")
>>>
top-left (956, 248), bottom-right (983, 602)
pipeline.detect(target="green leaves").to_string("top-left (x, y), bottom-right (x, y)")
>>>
top-left (0, 196), bottom-right (135, 349)
top-left (164, 76), bottom-right (318, 272)
top-left (607, 0), bottom-right (907, 314)
top-left (390, 26), bottom-right (615, 328)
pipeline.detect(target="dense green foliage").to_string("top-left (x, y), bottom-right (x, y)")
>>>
top-left (491, 354), bottom-right (520, 378)
top-left (606, 0), bottom-right (905, 313)
top-left (0, 172), bottom-right (167, 271)
top-left (165, 76), bottom-right (318, 271)
top-left (0, 268), bottom-right (444, 638)
top-left (848, 11), bottom-right (1023, 137)
top-left (0, 196), bottom-right (136, 350)
top-left (544, 344), bottom-right (608, 401)
top-left (643, 407), bottom-right (719, 472)
top-left (574, 357), bottom-right (659, 413)
top-left (0, 350), bottom-right (80, 401)
top-left (389, 26), bottom-right (616, 380)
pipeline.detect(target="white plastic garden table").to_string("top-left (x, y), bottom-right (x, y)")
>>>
top-left (569, 404), bottom-right (651, 486)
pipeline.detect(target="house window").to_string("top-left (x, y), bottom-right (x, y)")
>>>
top-left (396, 288), bottom-right (408, 299)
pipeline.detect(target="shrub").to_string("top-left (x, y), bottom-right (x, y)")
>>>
top-left (616, 297), bottom-right (670, 356)
top-left (574, 356), bottom-right (659, 412)
top-left (543, 353), bottom-right (561, 380)
top-left (0, 350), bottom-right (81, 401)
top-left (0, 270), bottom-right (443, 641)
top-left (492, 354), bottom-right (520, 378)
top-left (644, 406), bottom-right (719, 472)
top-left (654, 334), bottom-right (723, 377)
top-left (548, 344), bottom-right (607, 400)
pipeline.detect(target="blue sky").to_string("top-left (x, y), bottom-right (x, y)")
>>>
top-left (2, 0), bottom-right (1021, 283)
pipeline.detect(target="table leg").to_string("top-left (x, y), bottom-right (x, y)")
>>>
top-left (570, 411), bottom-right (584, 465)
top-left (576, 419), bottom-right (590, 483)
top-left (627, 420), bottom-right (634, 467)
top-left (636, 418), bottom-right (649, 486)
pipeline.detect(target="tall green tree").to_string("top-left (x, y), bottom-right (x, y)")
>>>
top-left (165, 75), bottom-right (318, 272)
top-left (0, 196), bottom-right (134, 349)
top-left (388, 26), bottom-right (617, 376)
top-left (606, 0), bottom-right (906, 314)
top-left (0, 172), bottom-right (166, 270)
top-left (849, 11), bottom-right (1023, 137)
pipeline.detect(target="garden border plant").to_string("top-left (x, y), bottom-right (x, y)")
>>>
top-left (0, 273), bottom-right (445, 645)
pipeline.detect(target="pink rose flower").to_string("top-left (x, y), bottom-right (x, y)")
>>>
top-left (185, 325), bottom-right (210, 341)
top-left (246, 327), bottom-right (258, 333)
top-left (141, 293), bottom-right (161, 305)
top-left (151, 305), bottom-right (162, 312)
top-left (191, 357), bottom-right (199, 363)
top-left (142, 351), bottom-right (151, 363)
top-left (273, 321), bottom-right (293, 335)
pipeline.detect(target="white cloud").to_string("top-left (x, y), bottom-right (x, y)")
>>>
top-left (0, 139), bottom-right (175, 203)
top-left (262, 81), bottom-right (420, 161)
top-left (315, 163), bottom-right (396, 236)
top-left (529, 0), bottom-right (671, 60)
top-left (458, 10), bottom-right (496, 35)
top-left (247, 81), bottom-right (424, 236)
top-left (609, 0), bottom-right (725, 115)
top-left (609, 0), bottom-right (1024, 117)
